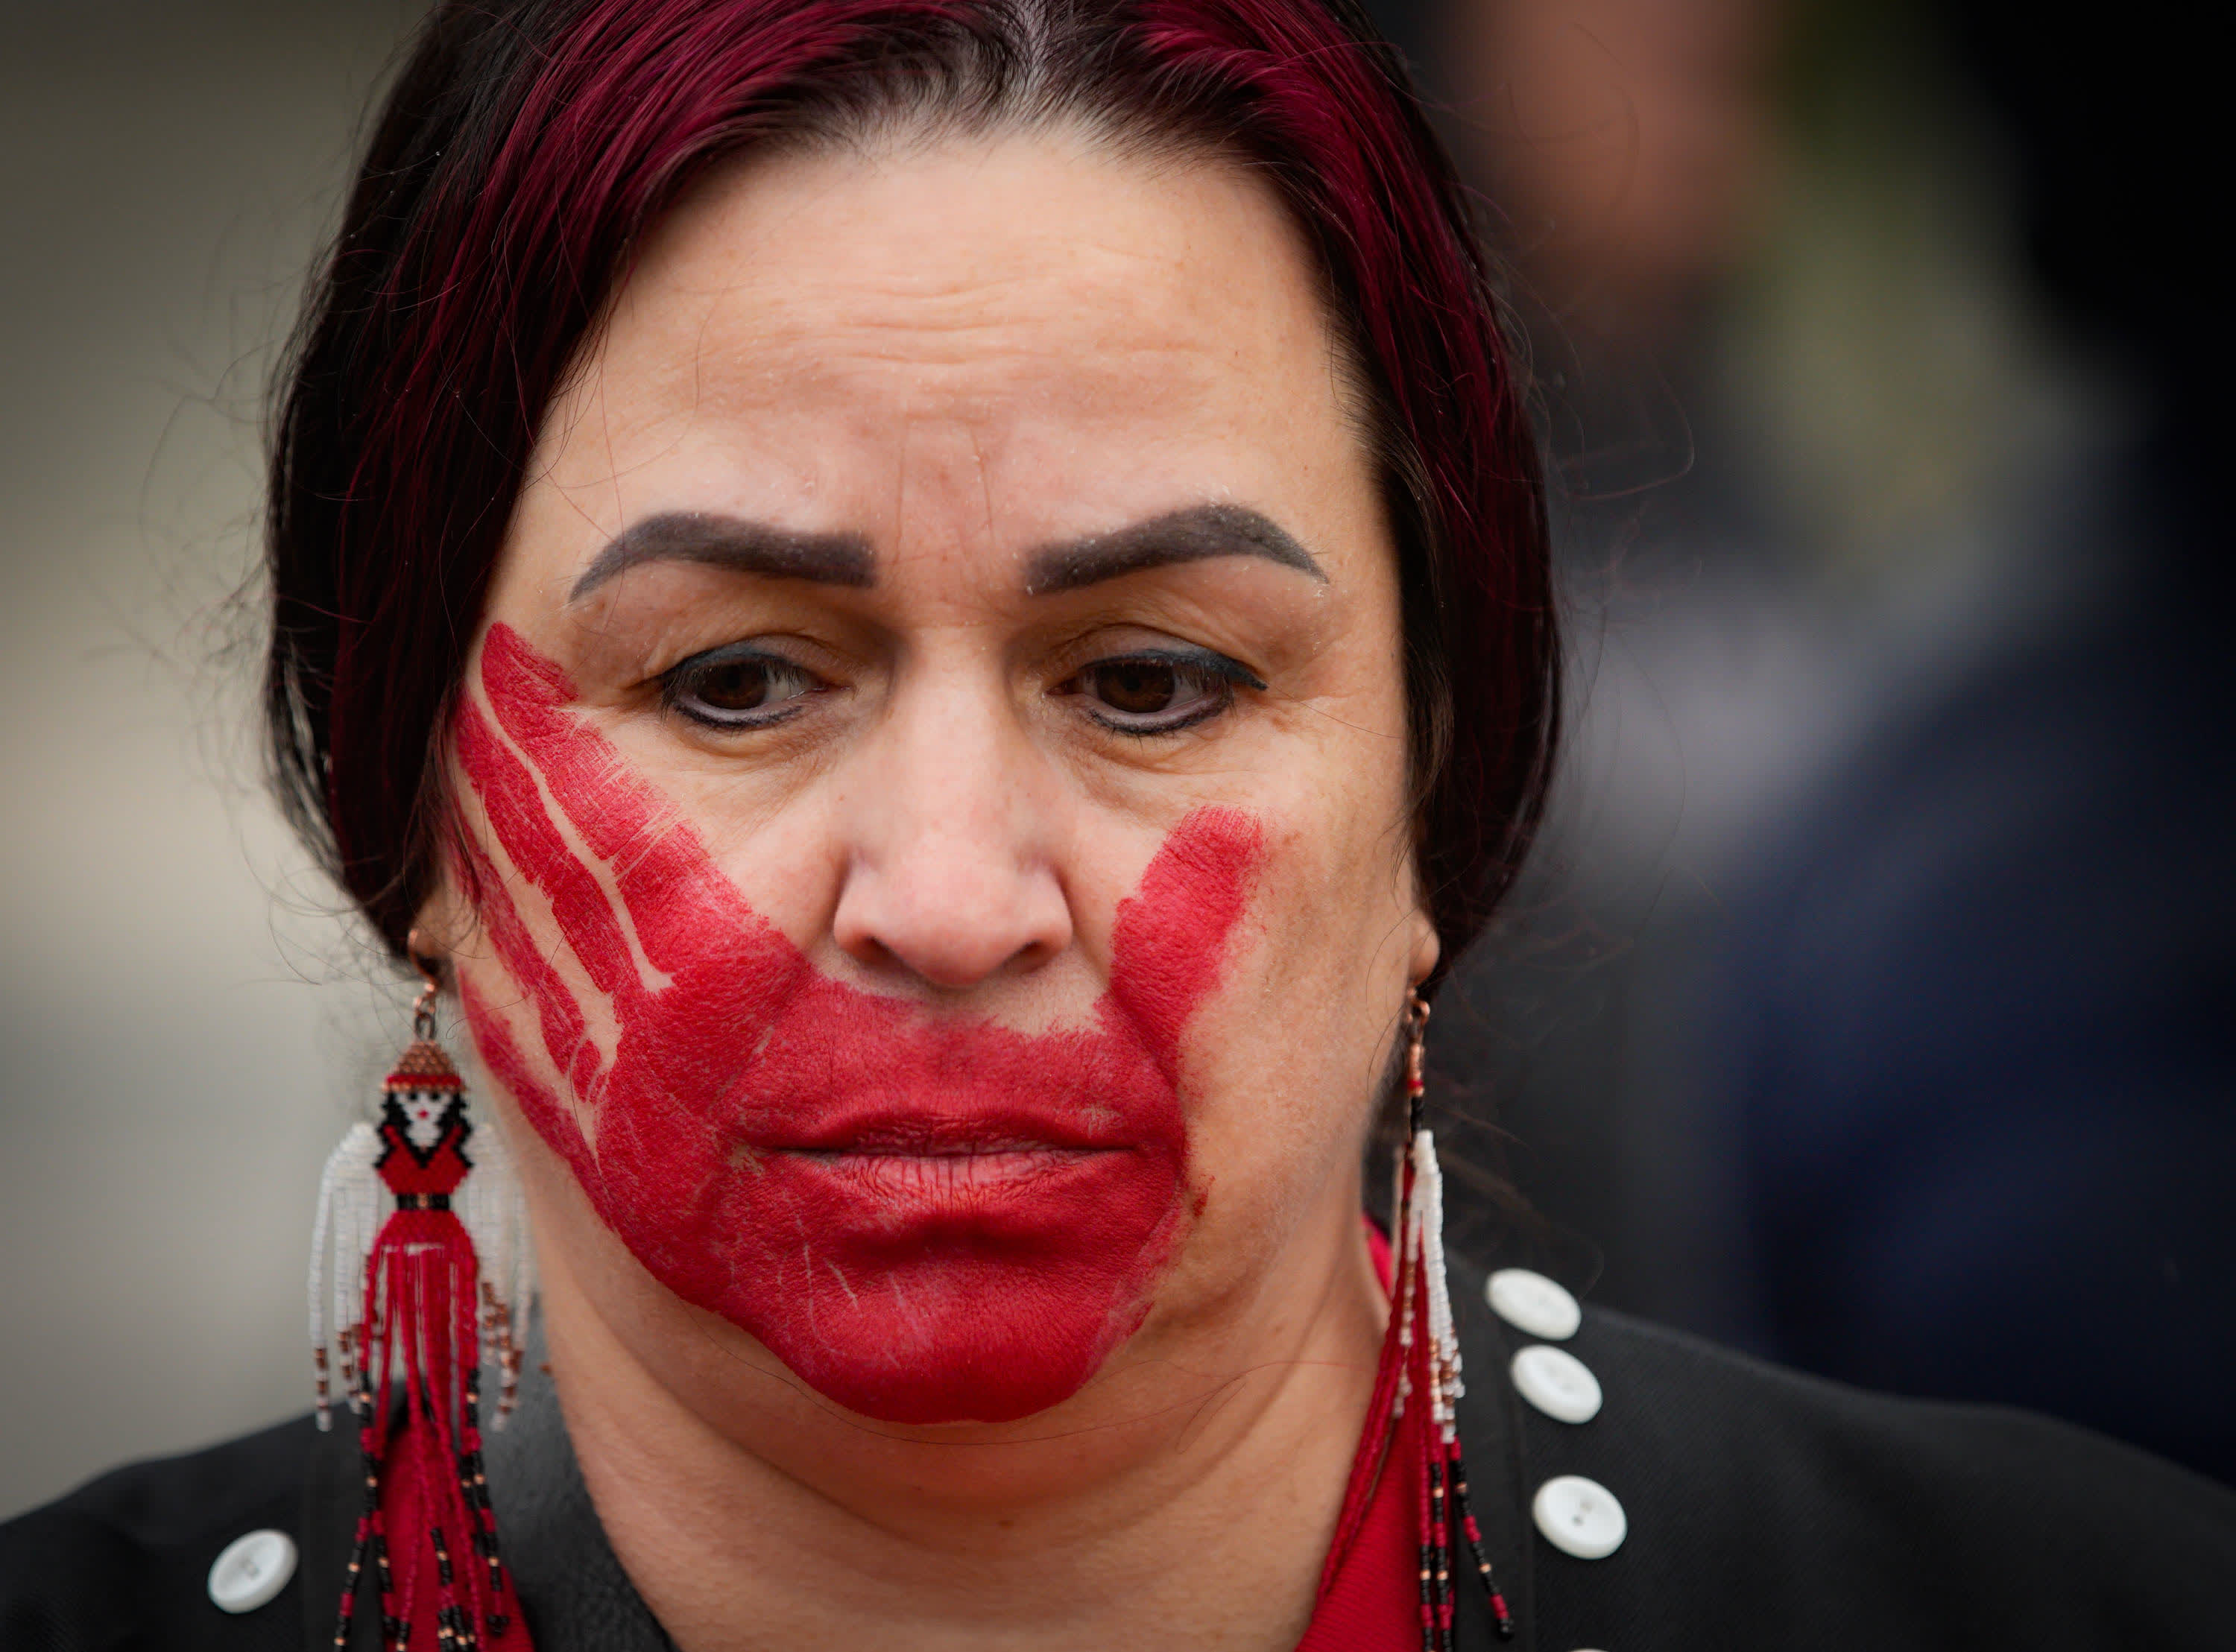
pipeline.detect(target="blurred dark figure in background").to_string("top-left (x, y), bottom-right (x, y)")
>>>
top-left (1700, 0), bottom-right (2234, 1482)
top-left (1372, 0), bottom-right (1806, 1319)
top-left (1368, 0), bottom-right (2232, 1485)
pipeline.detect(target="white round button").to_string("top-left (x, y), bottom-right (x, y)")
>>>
top-left (1511, 1343), bottom-right (1603, 1423)
top-left (1532, 1474), bottom-right (1627, 1560)
top-left (1486, 1268), bottom-right (1582, 1341)
top-left (207, 1528), bottom-right (296, 1614)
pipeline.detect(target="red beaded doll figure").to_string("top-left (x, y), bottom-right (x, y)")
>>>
top-left (309, 962), bottom-right (536, 1650)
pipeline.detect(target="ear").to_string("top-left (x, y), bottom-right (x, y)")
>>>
top-left (408, 840), bottom-right (479, 972)
top-left (1406, 901), bottom-right (1441, 992)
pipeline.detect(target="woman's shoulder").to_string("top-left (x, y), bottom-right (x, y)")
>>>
top-left (0, 1413), bottom-right (318, 1651)
top-left (1455, 1263), bottom-right (2236, 1650)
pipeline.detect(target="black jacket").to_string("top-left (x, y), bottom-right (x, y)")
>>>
top-left (7, 1259), bottom-right (2232, 1650)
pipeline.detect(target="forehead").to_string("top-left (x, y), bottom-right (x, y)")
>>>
top-left (522, 127), bottom-right (1370, 566)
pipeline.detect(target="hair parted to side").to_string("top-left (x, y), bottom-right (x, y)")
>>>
top-left (265, 0), bottom-right (1558, 978)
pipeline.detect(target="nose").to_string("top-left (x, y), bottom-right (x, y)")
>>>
top-left (829, 675), bottom-right (1073, 991)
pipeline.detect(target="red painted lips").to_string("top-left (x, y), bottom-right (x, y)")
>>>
top-left (455, 623), bottom-right (1261, 1424)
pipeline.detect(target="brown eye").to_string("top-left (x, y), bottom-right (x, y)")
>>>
top-left (1064, 648), bottom-right (1263, 736)
top-left (697, 659), bottom-right (781, 712)
top-left (1091, 659), bottom-right (1183, 716)
top-left (663, 645), bottom-right (821, 730)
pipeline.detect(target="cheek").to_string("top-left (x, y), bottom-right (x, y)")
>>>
top-left (1163, 814), bottom-right (1414, 1250)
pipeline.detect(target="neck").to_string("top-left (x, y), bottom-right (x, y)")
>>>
top-left (535, 1177), bottom-right (1386, 1652)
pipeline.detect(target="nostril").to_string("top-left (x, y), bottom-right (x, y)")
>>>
top-left (885, 928), bottom-right (1057, 993)
top-left (830, 863), bottom-right (1073, 992)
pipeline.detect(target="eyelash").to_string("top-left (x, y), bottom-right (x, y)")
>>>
top-left (660, 644), bottom-right (823, 731)
top-left (1057, 648), bottom-right (1266, 737)
top-left (657, 642), bottom-right (1266, 737)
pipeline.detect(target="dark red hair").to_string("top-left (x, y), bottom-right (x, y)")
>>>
top-left (265, 0), bottom-right (1557, 976)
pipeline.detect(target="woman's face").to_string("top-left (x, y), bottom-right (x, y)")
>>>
top-left (437, 127), bottom-right (1436, 1434)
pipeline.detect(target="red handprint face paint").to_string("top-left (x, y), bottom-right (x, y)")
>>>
top-left (454, 623), bottom-right (1262, 1425)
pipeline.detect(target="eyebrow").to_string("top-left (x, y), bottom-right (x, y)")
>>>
top-left (568, 501), bottom-right (1327, 601)
top-left (1021, 504), bottom-right (1327, 595)
top-left (569, 512), bottom-right (874, 600)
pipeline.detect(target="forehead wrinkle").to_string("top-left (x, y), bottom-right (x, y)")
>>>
top-left (643, 269), bottom-right (1237, 401)
top-left (606, 329), bottom-right (1234, 461)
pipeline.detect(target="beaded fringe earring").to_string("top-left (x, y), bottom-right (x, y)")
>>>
top-left (1383, 991), bottom-right (1515, 1648)
top-left (308, 940), bottom-right (536, 1651)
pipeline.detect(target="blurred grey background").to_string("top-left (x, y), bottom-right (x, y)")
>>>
top-left (3, 0), bottom-right (2226, 1519)
top-left (0, 1), bottom-right (427, 1518)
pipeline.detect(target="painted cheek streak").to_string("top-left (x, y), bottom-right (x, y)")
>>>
top-left (458, 622), bottom-right (1263, 1425)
